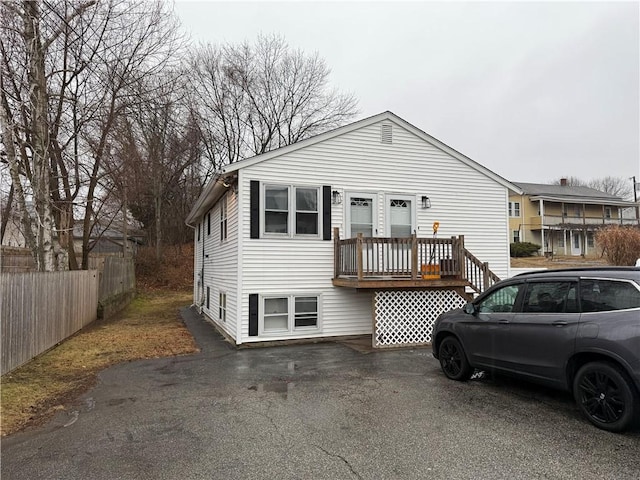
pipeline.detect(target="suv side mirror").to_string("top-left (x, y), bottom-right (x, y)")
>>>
top-left (464, 303), bottom-right (476, 315)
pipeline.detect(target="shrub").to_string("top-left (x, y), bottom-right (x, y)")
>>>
top-left (135, 243), bottom-right (194, 290)
top-left (595, 226), bottom-right (640, 266)
top-left (510, 242), bottom-right (541, 257)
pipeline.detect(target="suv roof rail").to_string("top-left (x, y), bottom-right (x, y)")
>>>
top-left (514, 266), bottom-right (640, 277)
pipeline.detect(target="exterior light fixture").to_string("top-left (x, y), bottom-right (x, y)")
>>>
top-left (332, 190), bottom-right (343, 205)
top-left (421, 196), bottom-right (431, 209)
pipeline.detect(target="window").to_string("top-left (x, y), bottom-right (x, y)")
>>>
top-left (580, 279), bottom-right (640, 312)
top-left (220, 196), bottom-right (228, 241)
top-left (478, 284), bottom-right (522, 313)
top-left (604, 207), bottom-right (612, 219)
top-left (265, 186), bottom-right (289, 234)
top-left (219, 292), bottom-right (227, 322)
top-left (574, 205), bottom-right (582, 218)
top-left (586, 232), bottom-right (594, 248)
top-left (522, 282), bottom-right (577, 313)
top-left (509, 202), bottom-right (521, 217)
top-left (264, 185), bottom-right (320, 237)
top-left (512, 230), bottom-right (520, 243)
top-left (557, 232), bottom-right (565, 248)
top-left (296, 188), bottom-right (318, 235)
top-left (294, 297), bottom-right (318, 328)
top-left (262, 295), bottom-right (320, 333)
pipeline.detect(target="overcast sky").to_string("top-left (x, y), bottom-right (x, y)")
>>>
top-left (174, 1), bottom-right (640, 186)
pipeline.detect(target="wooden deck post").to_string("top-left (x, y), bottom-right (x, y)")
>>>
top-left (356, 233), bottom-right (364, 280)
top-left (333, 227), bottom-right (340, 279)
top-left (483, 262), bottom-right (490, 292)
top-left (457, 235), bottom-right (466, 280)
top-left (411, 233), bottom-right (418, 279)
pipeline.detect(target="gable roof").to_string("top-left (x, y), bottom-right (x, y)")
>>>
top-left (186, 111), bottom-right (522, 225)
top-left (513, 182), bottom-right (635, 207)
top-left (222, 111), bottom-right (521, 192)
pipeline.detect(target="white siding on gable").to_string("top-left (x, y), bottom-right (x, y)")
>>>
top-left (237, 119), bottom-right (511, 343)
top-left (200, 190), bottom-right (239, 339)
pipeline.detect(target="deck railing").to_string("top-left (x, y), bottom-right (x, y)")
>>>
top-left (333, 228), bottom-right (500, 294)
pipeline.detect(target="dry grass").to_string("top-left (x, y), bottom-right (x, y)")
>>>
top-left (0, 289), bottom-right (198, 437)
top-left (511, 254), bottom-right (609, 269)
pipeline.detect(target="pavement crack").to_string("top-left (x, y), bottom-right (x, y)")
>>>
top-left (314, 445), bottom-right (362, 479)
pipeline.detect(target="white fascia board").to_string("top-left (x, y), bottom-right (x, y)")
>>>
top-left (185, 173), bottom-right (228, 226)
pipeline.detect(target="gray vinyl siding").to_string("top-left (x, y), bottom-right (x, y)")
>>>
top-left (200, 191), bottom-right (238, 339)
top-left (237, 119), bottom-right (510, 343)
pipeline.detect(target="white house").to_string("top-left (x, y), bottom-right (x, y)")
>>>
top-left (186, 111), bottom-right (522, 348)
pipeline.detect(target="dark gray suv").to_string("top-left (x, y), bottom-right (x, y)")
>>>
top-left (432, 267), bottom-right (640, 432)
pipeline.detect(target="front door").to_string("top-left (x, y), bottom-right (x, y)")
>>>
top-left (571, 231), bottom-right (582, 256)
top-left (347, 193), bottom-right (376, 238)
top-left (384, 195), bottom-right (415, 274)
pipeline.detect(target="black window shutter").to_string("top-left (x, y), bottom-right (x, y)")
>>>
top-left (249, 294), bottom-right (258, 336)
top-left (322, 185), bottom-right (331, 240)
top-left (250, 181), bottom-right (260, 239)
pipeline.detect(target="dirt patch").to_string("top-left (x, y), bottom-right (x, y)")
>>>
top-left (0, 289), bottom-right (198, 437)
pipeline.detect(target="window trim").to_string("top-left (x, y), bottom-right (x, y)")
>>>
top-left (261, 184), bottom-right (321, 238)
top-left (219, 292), bottom-right (227, 322)
top-left (259, 294), bottom-right (322, 335)
top-left (509, 201), bottom-right (521, 217)
top-left (220, 195), bottom-right (228, 242)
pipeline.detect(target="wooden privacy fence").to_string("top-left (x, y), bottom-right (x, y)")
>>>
top-left (1, 270), bottom-right (99, 375)
top-left (92, 256), bottom-right (136, 301)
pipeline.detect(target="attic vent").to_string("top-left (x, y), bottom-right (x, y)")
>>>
top-left (381, 124), bottom-right (393, 144)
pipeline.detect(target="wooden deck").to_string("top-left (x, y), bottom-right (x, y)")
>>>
top-left (333, 229), bottom-right (500, 294)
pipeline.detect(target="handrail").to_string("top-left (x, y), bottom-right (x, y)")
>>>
top-left (462, 248), bottom-right (501, 294)
top-left (333, 229), bottom-right (501, 293)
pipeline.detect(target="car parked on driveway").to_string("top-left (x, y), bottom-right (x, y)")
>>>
top-left (432, 267), bottom-right (640, 432)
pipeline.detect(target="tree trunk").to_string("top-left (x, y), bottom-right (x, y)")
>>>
top-left (24, 0), bottom-right (57, 271)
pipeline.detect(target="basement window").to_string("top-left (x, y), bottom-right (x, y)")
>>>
top-left (261, 295), bottom-right (320, 334)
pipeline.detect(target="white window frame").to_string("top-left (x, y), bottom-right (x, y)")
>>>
top-left (604, 207), bottom-right (612, 219)
top-left (586, 232), bottom-right (595, 248)
top-left (346, 192), bottom-right (378, 238)
top-left (262, 184), bottom-right (321, 238)
top-left (557, 232), bottom-right (565, 248)
top-left (509, 202), bottom-right (521, 217)
top-left (220, 195), bottom-right (228, 242)
top-left (219, 292), bottom-right (227, 322)
top-left (259, 294), bottom-right (322, 336)
top-left (384, 194), bottom-right (416, 237)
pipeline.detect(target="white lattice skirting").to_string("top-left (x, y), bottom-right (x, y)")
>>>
top-left (374, 290), bottom-right (467, 348)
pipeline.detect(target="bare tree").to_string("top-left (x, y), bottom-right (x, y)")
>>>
top-left (190, 34), bottom-right (358, 171)
top-left (1, 0), bottom-right (183, 270)
top-left (551, 176), bottom-right (633, 199)
top-left (111, 71), bottom-right (203, 260)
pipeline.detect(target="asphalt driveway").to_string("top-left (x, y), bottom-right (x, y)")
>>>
top-left (2, 306), bottom-right (639, 480)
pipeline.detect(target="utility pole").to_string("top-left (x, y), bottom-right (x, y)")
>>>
top-left (632, 176), bottom-right (639, 225)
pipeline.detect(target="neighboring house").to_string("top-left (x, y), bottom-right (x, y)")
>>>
top-left (186, 111), bottom-right (523, 348)
top-left (509, 179), bottom-right (639, 256)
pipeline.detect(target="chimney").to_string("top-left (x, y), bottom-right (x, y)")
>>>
top-left (560, 178), bottom-right (567, 186)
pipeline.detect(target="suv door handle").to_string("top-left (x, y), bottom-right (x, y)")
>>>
top-left (498, 319), bottom-right (510, 324)
top-left (552, 321), bottom-right (568, 326)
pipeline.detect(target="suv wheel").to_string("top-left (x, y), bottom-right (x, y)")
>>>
top-left (573, 362), bottom-right (638, 432)
top-left (438, 336), bottom-right (473, 381)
